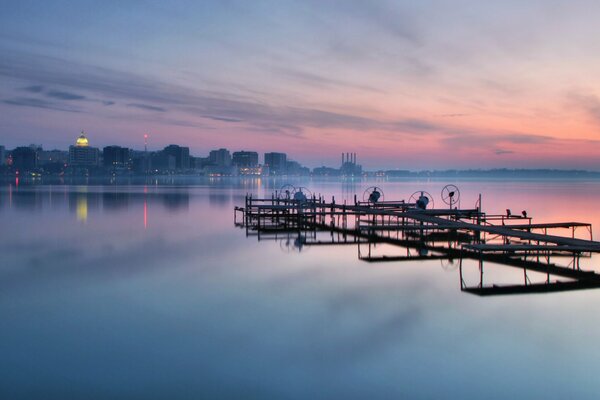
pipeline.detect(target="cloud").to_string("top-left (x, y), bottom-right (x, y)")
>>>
top-left (568, 91), bottom-right (600, 126)
top-left (127, 103), bottom-right (167, 112)
top-left (442, 131), bottom-right (553, 149)
top-left (275, 67), bottom-right (385, 94)
top-left (3, 97), bottom-right (80, 112)
top-left (20, 85), bottom-right (86, 100)
top-left (22, 85), bottom-right (44, 93)
top-left (0, 50), bottom-right (469, 139)
top-left (438, 113), bottom-right (470, 118)
top-left (202, 115), bottom-right (243, 123)
top-left (495, 148), bottom-right (514, 155)
top-left (46, 89), bottom-right (86, 100)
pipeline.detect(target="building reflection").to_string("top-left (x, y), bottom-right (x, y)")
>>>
top-left (163, 192), bottom-right (189, 211)
top-left (0, 185), bottom-right (191, 228)
top-left (103, 191), bottom-right (130, 211)
top-left (68, 189), bottom-right (99, 222)
top-left (76, 194), bottom-right (88, 222)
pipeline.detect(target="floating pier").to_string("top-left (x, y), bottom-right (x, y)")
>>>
top-left (234, 185), bottom-right (600, 296)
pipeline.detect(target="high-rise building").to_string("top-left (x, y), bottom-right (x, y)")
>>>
top-left (163, 145), bottom-right (190, 169)
top-left (209, 148), bottom-right (232, 167)
top-left (264, 152), bottom-right (287, 175)
top-left (0, 145), bottom-right (5, 165)
top-left (69, 132), bottom-right (99, 167)
top-left (232, 151), bottom-right (258, 167)
top-left (11, 147), bottom-right (38, 171)
top-left (103, 146), bottom-right (132, 168)
top-left (150, 152), bottom-right (176, 171)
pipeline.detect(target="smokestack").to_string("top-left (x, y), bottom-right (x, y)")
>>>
top-left (342, 152), bottom-right (344, 165)
top-left (354, 152), bottom-right (356, 164)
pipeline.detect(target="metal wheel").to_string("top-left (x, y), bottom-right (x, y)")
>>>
top-left (409, 191), bottom-right (434, 210)
top-left (441, 184), bottom-right (460, 208)
top-left (292, 186), bottom-right (313, 203)
top-left (278, 184), bottom-right (296, 199)
top-left (362, 186), bottom-right (385, 203)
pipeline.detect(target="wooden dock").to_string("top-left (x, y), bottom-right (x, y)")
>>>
top-left (235, 186), bottom-right (600, 296)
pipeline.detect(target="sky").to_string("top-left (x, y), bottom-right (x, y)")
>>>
top-left (2, 0), bottom-right (600, 170)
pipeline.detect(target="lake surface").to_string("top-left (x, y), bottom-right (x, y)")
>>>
top-left (2, 178), bottom-right (600, 399)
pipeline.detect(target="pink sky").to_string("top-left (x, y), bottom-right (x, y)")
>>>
top-left (2, 1), bottom-right (600, 169)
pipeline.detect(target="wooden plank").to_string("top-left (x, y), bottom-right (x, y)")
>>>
top-left (463, 244), bottom-right (595, 252)
top-left (497, 222), bottom-right (591, 229)
top-left (463, 280), bottom-right (600, 296)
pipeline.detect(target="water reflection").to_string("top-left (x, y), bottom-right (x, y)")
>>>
top-left (3, 180), bottom-right (600, 399)
top-left (1, 185), bottom-right (194, 219)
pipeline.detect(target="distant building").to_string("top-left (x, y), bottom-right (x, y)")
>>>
top-left (340, 152), bottom-right (362, 176)
top-left (264, 152), bottom-right (287, 175)
top-left (232, 151), bottom-right (258, 167)
top-left (131, 150), bottom-right (151, 174)
top-left (193, 156), bottom-right (211, 169)
top-left (163, 145), bottom-right (190, 169)
top-left (286, 160), bottom-right (299, 174)
top-left (38, 149), bottom-right (68, 165)
top-left (103, 146), bottom-right (132, 169)
top-left (11, 146), bottom-right (38, 172)
top-left (69, 132), bottom-right (99, 167)
top-left (0, 145), bottom-right (5, 165)
top-left (209, 148), bottom-right (232, 167)
top-left (150, 152), bottom-right (176, 171)
top-left (312, 166), bottom-right (341, 177)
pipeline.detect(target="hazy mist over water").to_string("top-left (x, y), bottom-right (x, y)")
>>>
top-left (2, 178), bottom-right (600, 399)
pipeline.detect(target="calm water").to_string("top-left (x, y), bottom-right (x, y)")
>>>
top-left (2, 178), bottom-right (600, 399)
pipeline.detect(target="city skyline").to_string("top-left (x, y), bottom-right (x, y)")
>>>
top-left (3, 2), bottom-right (600, 170)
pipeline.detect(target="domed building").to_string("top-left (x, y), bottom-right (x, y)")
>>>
top-left (75, 134), bottom-right (89, 147)
top-left (69, 131), bottom-right (99, 167)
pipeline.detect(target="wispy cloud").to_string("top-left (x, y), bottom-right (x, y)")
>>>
top-left (495, 148), bottom-right (514, 155)
top-left (568, 91), bottom-right (600, 126)
top-left (441, 131), bottom-right (554, 149)
top-left (127, 103), bottom-right (167, 112)
top-left (22, 85), bottom-right (44, 93)
top-left (202, 115), bottom-right (243, 123)
top-left (2, 50), bottom-right (446, 137)
top-left (275, 67), bottom-right (385, 94)
top-left (438, 113), bottom-right (470, 118)
top-left (3, 97), bottom-right (81, 112)
top-left (46, 89), bottom-right (86, 101)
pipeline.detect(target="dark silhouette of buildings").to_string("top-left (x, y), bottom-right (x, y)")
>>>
top-left (11, 147), bottom-right (38, 172)
top-left (264, 152), bottom-right (287, 175)
top-left (209, 148), bottom-right (232, 167)
top-left (163, 145), bottom-right (190, 169)
top-left (103, 146), bottom-right (132, 169)
top-left (150, 152), bottom-right (176, 171)
top-left (232, 151), bottom-right (258, 167)
top-left (340, 152), bottom-right (362, 176)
